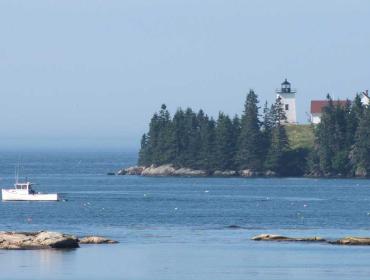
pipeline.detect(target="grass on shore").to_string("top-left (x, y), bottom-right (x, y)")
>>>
top-left (286, 124), bottom-right (315, 150)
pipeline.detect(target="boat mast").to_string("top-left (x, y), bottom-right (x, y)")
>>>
top-left (15, 162), bottom-right (20, 184)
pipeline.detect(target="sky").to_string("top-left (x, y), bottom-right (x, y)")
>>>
top-left (0, 0), bottom-right (369, 150)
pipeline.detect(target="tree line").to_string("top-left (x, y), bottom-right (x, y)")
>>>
top-left (139, 90), bottom-right (307, 176)
top-left (138, 91), bottom-right (370, 177)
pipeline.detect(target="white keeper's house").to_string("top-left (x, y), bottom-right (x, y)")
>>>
top-left (310, 100), bottom-right (348, 124)
top-left (361, 90), bottom-right (369, 106)
top-left (309, 90), bottom-right (369, 124)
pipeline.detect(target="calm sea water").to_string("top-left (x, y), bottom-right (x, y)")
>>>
top-left (1, 150), bottom-right (370, 280)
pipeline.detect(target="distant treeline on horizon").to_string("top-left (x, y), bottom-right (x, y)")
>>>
top-left (138, 91), bottom-right (370, 177)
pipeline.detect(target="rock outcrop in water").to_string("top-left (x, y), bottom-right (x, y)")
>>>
top-left (79, 236), bottom-right (118, 244)
top-left (0, 231), bottom-right (79, 249)
top-left (251, 234), bottom-right (326, 243)
top-left (329, 237), bottom-right (370, 246)
top-left (0, 231), bottom-right (118, 250)
top-left (252, 234), bottom-right (370, 246)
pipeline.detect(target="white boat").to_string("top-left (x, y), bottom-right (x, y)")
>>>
top-left (1, 182), bottom-right (58, 201)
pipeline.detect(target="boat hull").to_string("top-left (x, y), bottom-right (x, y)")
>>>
top-left (1, 189), bottom-right (58, 201)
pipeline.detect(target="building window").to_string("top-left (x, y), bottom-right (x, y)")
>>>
top-left (285, 104), bottom-right (289, 111)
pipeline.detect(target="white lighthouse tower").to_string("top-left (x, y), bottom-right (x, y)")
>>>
top-left (276, 79), bottom-right (297, 124)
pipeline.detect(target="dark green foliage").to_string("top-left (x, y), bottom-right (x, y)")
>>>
top-left (138, 134), bottom-right (150, 166)
top-left (215, 113), bottom-right (236, 170)
top-left (264, 97), bottom-right (289, 173)
top-left (352, 106), bottom-right (370, 177)
top-left (309, 94), bottom-right (369, 177)
top-left (196, 111), bottom-right (217, 171)
top-left (280, 148), bottom-right (310, 177)
top-left (236, 90), bottom-right (263, 171)
top-left (261, 101), bottom-right (273, 154)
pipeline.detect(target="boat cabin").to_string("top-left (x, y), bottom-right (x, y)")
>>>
top-left (14, 182), bottom-right (35, 194)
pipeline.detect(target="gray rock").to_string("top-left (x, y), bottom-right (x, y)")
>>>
top-left (141, 164), bottom-right (176, 176)
top-left (213, 170), bottom-right (237, 177)
top-left (79, 236), bottom-right (118, 244)
top-left (264, 170), bottom-right (277, 177)
top-left (251, 234), bottom-right (326, 242)
top-left (0, 231), bottom-right (79, 250)
top-left (172, 168), bottom-right (207, 176)
top-left (117, 166), bottom-right (145, 175)
top-left (330, 237), bottom-right (370, 246)
top-left (355, 167), bottom-right (367, 178)
top-left (240, 169), bottom-right (259, 177)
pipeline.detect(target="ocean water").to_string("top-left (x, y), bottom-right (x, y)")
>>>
top-left (1, 150), bottom-right (370, 280)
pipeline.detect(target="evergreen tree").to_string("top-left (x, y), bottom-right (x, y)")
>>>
top-left (231, 115), bottom-right (241, 166)
top-left (352, 107), bottom-right (370, 177)
top-left (261, 101), bottom-right (274, 158)
top-left (215, 112), bottom-right (236, 170)
top-left (236, 90), bottom-right (263, 170)
top-left (315, 95), bottom-right (335, 175)
top-left (346, 95), bottom-right (363, 148)
top-left (172, 108), bottom-right (199, 167)
top-left (155, 104), bottom-right (176, 165)
top-left (196, 110), bottom-right (216, 171)
top-left (138, 134), bottom-right (149, 166)
top-left (311, 95), bottom-right (354, 176)
top-left (144, 112), bottom-right (160, 164)
top-left (264, 97), bottom-right (289, 174)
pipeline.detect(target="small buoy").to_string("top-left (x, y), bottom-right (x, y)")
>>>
top-left (174, 207), bottom-right (178, 211)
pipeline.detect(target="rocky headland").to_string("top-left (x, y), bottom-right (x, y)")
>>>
top-left (0, 231), bottom-right (118, 250)
top-left (116, 164), bottom-right (276, 177)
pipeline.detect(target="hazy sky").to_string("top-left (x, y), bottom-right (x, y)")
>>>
top-left (0, 0), bottom-right (369, 150)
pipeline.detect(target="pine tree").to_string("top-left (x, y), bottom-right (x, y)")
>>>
top-left (215, 112), bottom-right (236, 170)
top-left (352, 106), bottom-right (370, 177)
top-left (264, 97), bottom-right (289, 174)
top-left (138, 134), bottom-right (149, 166)
top-left (236, 90), bottom-right (263, 171)
top-left (172, 108), bottom-right (199, 167)
top-left (196, 110), bottom-right (216, 171)
top-left (311, 95), bottom-right (354, 176)
top-left (315, 95), bottom-right (336, 175)
top-left (155, 104), bottom-right (176, 165)
top-left (231, 115), bottom-right (241, 167)
top-left (261, 101), bottom-right (273, 158)
top-left (346, 95), bottom-right (363, 148)
top-left (144, 112), bottom-right (160, 165)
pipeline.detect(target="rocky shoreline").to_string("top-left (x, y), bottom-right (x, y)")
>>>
top-left (115, 164), bottom-right (276, 177)
top-left (0, 231), bottom-right (118, 250)
top-left (113, 164), bottom-right (370, 178)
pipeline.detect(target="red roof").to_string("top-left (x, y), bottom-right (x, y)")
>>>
top-left (311, 100), bottom-right (348, 114)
